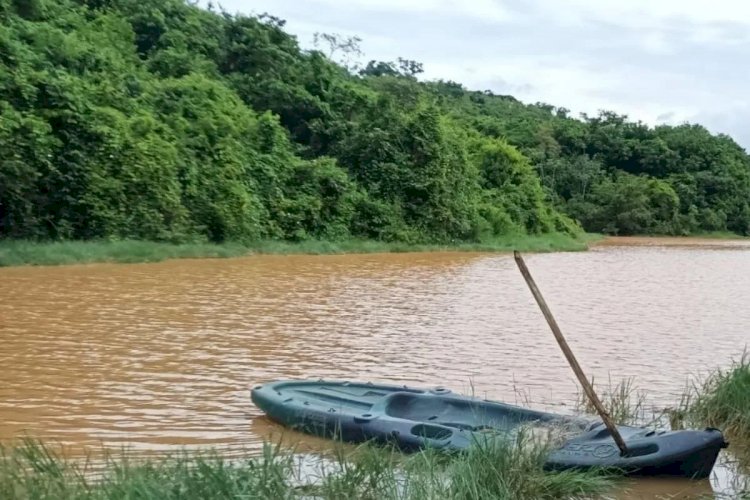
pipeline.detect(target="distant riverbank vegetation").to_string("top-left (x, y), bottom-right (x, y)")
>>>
top-left (0, 233), bottom-right (596, 267)
top-left (2, 0), bottom-right (750, 258)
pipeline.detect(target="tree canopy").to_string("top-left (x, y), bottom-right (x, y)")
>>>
top-left (1, 0), bottom-right (748, 243)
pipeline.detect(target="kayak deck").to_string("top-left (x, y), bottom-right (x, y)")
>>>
top-left (281, 381), bottom-right (556, 425)
top-left (251, 379), bottom-right (727, 479)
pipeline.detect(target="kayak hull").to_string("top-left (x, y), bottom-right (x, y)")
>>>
top-left (251, 379), bottom-right (726, 479)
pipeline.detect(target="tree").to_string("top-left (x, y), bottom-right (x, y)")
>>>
top-left (312, 32), bottom-right (362, 72)
top-left (1, 0), bottom-right (748, 246)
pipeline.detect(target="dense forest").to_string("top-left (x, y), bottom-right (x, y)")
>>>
top-left (2, 0), bottom-right (750, 245)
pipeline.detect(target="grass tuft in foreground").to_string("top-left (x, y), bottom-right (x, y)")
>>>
top-left (686, 353), bottom-right (750, 495)
top-left (0, 433), bottom-right (615, 500)
top-left (688, 351), bottom-right (750, 441)
top-left (0, 233), bottom-right (599, 267)
top-left (567, 361), bottom-right (750, 497)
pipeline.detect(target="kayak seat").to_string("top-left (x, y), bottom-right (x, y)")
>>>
top-left (434, 422), bottom-right (495, 432)
top-left (383, 392), bottom-right (538, 432)
top-left (410, 423), bottom-right (453, 441)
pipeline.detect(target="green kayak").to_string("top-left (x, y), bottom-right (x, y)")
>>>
top-left (251, 379), bottom-right (727, 479)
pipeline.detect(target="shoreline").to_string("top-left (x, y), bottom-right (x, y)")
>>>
top-left (593, 234), bottom-right (750, 248)
top-left (0, 233), bottom-right (599, 268)
top-left (1, 232), bottom-right (748, 268)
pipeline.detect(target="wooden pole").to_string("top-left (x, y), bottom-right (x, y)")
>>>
top-left (513, 251), bottom-right (629, 456)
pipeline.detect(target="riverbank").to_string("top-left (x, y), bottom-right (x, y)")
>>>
top-left (4, 232), bottom-right (750, 268)
top-left (0, 436), bottom-right (615, 500)
top-left (0, 233), bottom-right (599, 267)
top-left (595, 233), bottom-right (749, 248)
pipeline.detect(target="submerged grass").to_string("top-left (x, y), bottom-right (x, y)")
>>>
top-left (0, 433), bottom-right (615, 500)
top-left (0, 233), bottom-right (599, 267)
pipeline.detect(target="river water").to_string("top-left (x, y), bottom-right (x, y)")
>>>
top-left (1, 237), bottom-right (748, 497)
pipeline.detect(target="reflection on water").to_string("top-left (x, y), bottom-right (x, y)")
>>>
top-left (1, 237), bottom-right (749, 496)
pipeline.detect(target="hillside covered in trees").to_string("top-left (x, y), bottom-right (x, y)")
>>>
top-left (2, 0), bottom-right (750, 246)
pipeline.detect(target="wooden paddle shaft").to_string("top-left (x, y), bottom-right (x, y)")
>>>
top-left (513, 251), bottom-right (629, 456)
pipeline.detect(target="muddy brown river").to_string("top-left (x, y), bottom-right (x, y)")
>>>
top-left (1, 237), bottom-right (749, 497)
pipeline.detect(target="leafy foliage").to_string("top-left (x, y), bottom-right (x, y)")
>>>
top-left (432, 85), bottom-right (750, 235)
top-left (1, 0), bottom-right (749, 244)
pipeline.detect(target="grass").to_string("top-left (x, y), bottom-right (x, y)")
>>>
top-left (687, 351), bottom-right (750, 448)
top-left (691, 231), bottom-right (750, 239)
top-left (248, 233), bottom-right (601, 255)
top-left (682, 355), bottom-right (750, 496)
top-left (573, 359), bottom-right (750, 496)
top-left (624, 231), bottom-right (749, 240)
top-left (0, 240), bottom-right (250, 267)
top-left (0, 233), bottom-right (601, 268)
top-left (5, 364), bottom-right (750, 499)
top-left (572, 358), bottom-right (750, 442)
top-left (575, 376), bottom-right (648, 427)
top-left (0, 434), bottom-right (615, 500)
top-left (573, 354), bottom-right (750, 437)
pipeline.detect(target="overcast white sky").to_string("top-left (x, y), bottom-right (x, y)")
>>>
top-left (213, 0), bottom-right (750, 149)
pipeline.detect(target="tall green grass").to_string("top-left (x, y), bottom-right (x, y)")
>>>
top-left (688, 231), bottom-right (750, 240)
top-left (688, 351), bottom-right (750, 439)
top-left (574, 357), bottom-right (750, 436)
top-left (247, 233), bottom-right (600, 256)
top-left (575, 376), bottom-right (648, 427)
top-left (686, 354), bottom-right (750, 496)
top-left (0, 240), bottom-right (250, 267)
top-left (0, 434), bottom-right (614, 500)
top-left (0, 233), bottom-right (599, 267)
top-left (573, 360), bottom-right (750, 496)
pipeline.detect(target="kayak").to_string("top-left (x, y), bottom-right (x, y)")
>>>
top-left (251, 379), bottom-right (727, 479)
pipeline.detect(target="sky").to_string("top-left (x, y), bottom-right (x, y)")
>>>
top-left (212, 0), bottom-right (750, 150)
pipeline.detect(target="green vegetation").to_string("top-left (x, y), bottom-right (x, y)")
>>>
top-left (574, 358), bottom-right (750, 444)
top-left (2, 0), bottom-right (750, 256)
top-left (689, 352), bottom-right (750, 444)
top-left (0, 239), bottom-right (249, 266)
top-left (673, 231), bottom-right (749, 240)
top-left (575, 359), bottom-right (750, 496)
top-left (575, 377), bottom-right (648, 427)
top-left (3, 369), bottom-right (749, 499)
top-left (0, 437), bottom-right (614, 500)
top-left (0, 233), bottom-right (598, 267)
